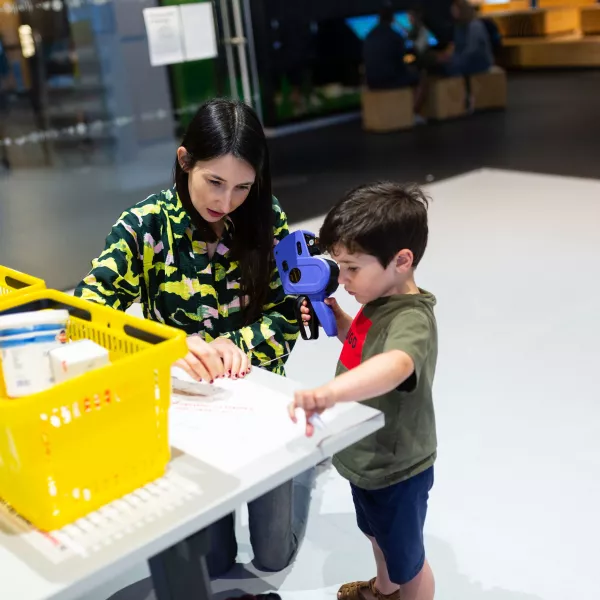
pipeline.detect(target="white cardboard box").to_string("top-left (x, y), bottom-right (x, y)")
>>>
top-left (49, 340), bottom-right (109, 384)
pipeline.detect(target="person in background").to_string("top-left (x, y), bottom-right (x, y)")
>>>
top-left (364, 6), bottom-right (420, 91)
top-left (363, 6), bottom-right (425, 119)
top-left (412, 0), bottom-right (493, 116)
top-left (75, 98), bottom-right (312, 577)
top-left (439, 0), bottom-right (494, 77)
top-left (408, 9), bottom-right (431, 61)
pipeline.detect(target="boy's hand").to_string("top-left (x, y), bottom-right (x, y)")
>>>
top-left (288, 385), bottom-right (337, 437)
top-left (324, 297), bottom-right (350, 322)
top-left (300, 297), bottom-right (348, 324)
top-left (300, 297), bottom-right (352, 342)
top-left (299, 300), bottom-right (311, 325)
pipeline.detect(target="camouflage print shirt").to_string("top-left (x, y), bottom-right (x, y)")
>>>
top-left (75, 188), bottom-right (299, 374)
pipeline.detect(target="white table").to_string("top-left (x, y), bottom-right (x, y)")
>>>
top-left (0, 368), bottom-right (383, 600)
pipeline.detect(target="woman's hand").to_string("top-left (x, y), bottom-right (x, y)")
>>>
top-left (210, 337), bottom-right (250, 379)
top-left (175, 336), bottom-right (225, 383)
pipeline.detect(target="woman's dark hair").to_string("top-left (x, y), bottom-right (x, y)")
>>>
top-left (174, 99), bottom-right (274, 325)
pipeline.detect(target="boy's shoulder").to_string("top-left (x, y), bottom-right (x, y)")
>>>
top-left (339, 290), bottom-right (436, 373)
top-left (363, 289), bottom-right (437, 332)
top-left (372, 291), bottom-right (436, 357)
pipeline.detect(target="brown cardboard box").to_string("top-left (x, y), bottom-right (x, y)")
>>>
top-left (538, 0), bottom-right (596, 7)
top-left (361, 88), bottom-right (414, 133)
top-left (470, 66), bottom-right (507, 110)
top-left (423, 76), bottom-right (466, 121)
top-left (500, 34), bottom-right (600, 67)
top-left (477, 0), bottom-right (531, 15)
top-left (582, 6), bottom-right (600, 35)
top-left (492, 8), bottom-right (580, 37)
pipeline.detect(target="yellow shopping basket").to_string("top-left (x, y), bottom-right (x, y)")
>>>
top-left (0, 289), bottom-right (187, 531)
top-left (0, 265), bottom-right (46, 304)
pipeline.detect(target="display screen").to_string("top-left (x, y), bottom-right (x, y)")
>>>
top-left (345, 12), bottom-right (438, 49)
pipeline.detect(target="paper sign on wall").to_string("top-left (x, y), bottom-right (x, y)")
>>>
top-left (143, 3), bottom-right (218, 67)
top-left (143, 6), bottom-right (185, 67)
top-left (180, 3), bottom-right (218, 62)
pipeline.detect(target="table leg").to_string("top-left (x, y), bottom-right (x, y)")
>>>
top-left (148, 529), bottom-right (212, 600)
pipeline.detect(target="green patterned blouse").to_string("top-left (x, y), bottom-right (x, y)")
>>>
top-left (75, 188), bottom-right (299, 374)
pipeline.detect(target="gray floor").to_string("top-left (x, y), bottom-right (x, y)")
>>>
top-left (84, 169), bottom-right (600, 600)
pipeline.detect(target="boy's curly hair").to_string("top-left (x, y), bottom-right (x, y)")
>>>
top-left (319, 181), bottom-right (430, 268)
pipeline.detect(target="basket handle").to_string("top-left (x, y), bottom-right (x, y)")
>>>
top-left (123, 324), bottom-right (169, 345)
top-left (0, 297), bottom-right (92, 320)
top-left (0, 297), bottom-right (172, 345)
top-left (4, 276), bottom-right (31, 291)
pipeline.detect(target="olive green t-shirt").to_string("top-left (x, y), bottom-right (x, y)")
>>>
top-left (332, 290), bottom-right (438, 490)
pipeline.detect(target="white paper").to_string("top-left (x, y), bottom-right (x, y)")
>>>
top-left (143, 6), bottom-right (185, 67)
top-left (180, 3), bottom-right (218, 62)
top-left (169, 370), bottom-right (349, 473)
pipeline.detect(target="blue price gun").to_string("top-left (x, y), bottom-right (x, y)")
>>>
top-left (274, 230), bottom-right (339, 340)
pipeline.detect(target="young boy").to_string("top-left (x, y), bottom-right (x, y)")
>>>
top-left (289, 182), bottom-right (437, 600)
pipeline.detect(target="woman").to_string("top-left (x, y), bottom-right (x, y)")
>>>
top-left (363, 7), bottom-right (419, 91)
top-left (75, 99), bottom-right (310, 575)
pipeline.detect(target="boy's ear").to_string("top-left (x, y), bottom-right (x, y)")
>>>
top-left (394, 249), bottom-right (414, 272)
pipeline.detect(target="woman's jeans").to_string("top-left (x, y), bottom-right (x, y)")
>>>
top-left (206, 468), bottom-right (315, 577)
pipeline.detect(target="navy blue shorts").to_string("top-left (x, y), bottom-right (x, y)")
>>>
top-left (350, 467), bottom-right (434, 585)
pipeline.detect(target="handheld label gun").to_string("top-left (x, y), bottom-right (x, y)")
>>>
top-left (274, 230), bottom-right (339, 340)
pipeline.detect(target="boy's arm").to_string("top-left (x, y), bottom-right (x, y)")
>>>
top-left (292, 350), bottom-right (413, 414)
top-left (290, 309), bottom-right (432, 436)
